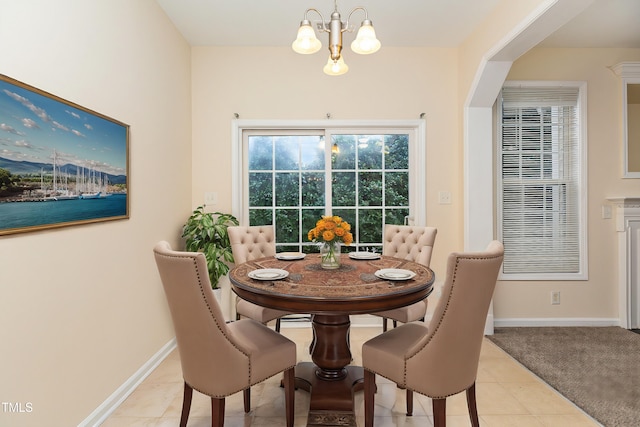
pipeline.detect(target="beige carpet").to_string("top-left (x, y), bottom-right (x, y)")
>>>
top-left (487, 327), bottom-right (640, 427)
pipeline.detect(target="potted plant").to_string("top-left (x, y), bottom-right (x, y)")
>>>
top-left (182, 205), bottom-right (239, 289)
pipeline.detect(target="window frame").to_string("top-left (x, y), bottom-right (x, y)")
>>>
top-left (231, 120), bottom-right (426, 238)
top-left (496, 81), bottom-right (588, 281)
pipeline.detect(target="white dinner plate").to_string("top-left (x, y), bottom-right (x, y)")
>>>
top-left (248, 269), bottom-right (289, 280)
top-left (348, 252), bottom-right (381, 260)
top-left (275, 252), bottom-right (307, 260)
top-left (374, 268), bottom-right (416, 281)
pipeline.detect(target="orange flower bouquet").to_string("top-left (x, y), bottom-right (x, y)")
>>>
top-left (308, 216), bottom-right (353, 269)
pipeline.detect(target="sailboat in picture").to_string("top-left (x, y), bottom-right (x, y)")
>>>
top-left (44, 149), bottom-right (79, 201)
top-left (77, 164), bottom-right (109, 199)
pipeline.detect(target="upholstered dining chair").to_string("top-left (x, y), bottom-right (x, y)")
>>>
top-left (373, 225), bottom-right (438, 331)
top-left (153, 241), bottom-right (296, 427)
top-left (362, 241), bottom-right (504, 427)
top-left (228, 225), bottom-right (291, 332)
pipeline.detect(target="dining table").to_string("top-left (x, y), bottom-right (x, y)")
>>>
top-left (228, 252), bottom-right (435, 427)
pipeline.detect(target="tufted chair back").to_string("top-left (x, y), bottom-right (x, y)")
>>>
top-left (228, 225), bottom-right (276, 264)
top-left (383, 225), bottom-right (437, 266)
top-left (227, 225), bottom-right (290, 331)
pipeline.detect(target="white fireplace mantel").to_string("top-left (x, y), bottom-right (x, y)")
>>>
top-left (608, 197), bottom-right (640, 329)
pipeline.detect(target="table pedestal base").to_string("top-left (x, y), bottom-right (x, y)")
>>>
top-left (294, 362), bottom-right (364, 427)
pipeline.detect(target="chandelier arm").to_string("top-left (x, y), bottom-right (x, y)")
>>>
top-left (304, 8), bottom-right (328, 32)
top-left (345, 7), bottom-right (368, 31)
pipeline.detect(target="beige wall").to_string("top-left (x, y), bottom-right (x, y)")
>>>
top-left (191, 46), bottom-right (463, 276)
top-left (495, 48), bottom-right (640, 320)
top-left (0, 1), bottom-right (192, 426)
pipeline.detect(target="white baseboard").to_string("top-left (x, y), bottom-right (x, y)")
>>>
top-left (78, 338), bottom-right (177, 427)
top-left (493, 318), bottom-right (621, 328)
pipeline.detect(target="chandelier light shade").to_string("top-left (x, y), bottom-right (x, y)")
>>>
top-left (292, 0), bottom-right (381, 76)
top-left (291, 21), bottom-right (322, 54)
top-left (351, 21), bottom-right (381, 54)
top-left (323, 55), bottom-right (349, 76)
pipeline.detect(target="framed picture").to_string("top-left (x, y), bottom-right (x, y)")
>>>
top-left (0, 74), bottom-right (129, 235)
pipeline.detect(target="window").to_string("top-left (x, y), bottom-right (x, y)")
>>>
top-left (497, 83), bottom-right (587, 280)
top-left (232, 121), bottom-right (425, 252)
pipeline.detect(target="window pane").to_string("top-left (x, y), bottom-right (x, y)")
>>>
top-left (385, 134), bottom-right (409, 169)
top-left (301, 172), bottom-right (324, 206)
top-left (385, 171), bottom-right (409, 206)
top-left (248, 136), bottom-right (273, 170)
top-left (332, 135), bottom-right (356, 169)
top-left (359, 209), bottom-right (382, 243)
top-left (301, 137), bottom-right (324, 170)
top-left (275, 137), bottom-right (299, 170)
top-left (248, 172), bottom-right (272, 206)
top-left (275, 209), bottom-right (299, 243)
top-left (275, 172), bottom-right (299, 206)
top-left (385, 208), bottom-right (409, 225)
top-left (359, 172), bottom-right (382, 206)
top-left (249, 209), bottom-right (272, 226)
top-left (332, 172), bottom-right (355, 206)
top-left (358, 135), bottom-right (383, 169)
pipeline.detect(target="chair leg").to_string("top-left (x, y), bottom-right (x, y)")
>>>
top-left (382, 317), bottom-right (388, 332)
top-left (284, 366), bottom-right (295, 427)
top-left (364, 369), bottom-right (376, 427)
top-left (179, 382), bottom-right (193, 427)
top-left (432, 398), bottom-right (446, 427)
top-left (275, 318), bottom-right (281, 332)
top-left (466, 383), bottom-right (480, 427)
top-left (406, 389), bottom-right (413, 416)
top-left (211, 397), bottom-right (225, 427)
top-left (393, 320), bottom-right (398, 329)
top-left (243, 388), bottom-right (250, 413)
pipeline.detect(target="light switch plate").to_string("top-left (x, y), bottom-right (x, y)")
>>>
top-left (438, 191), bottom-right (452, 204)
top-left (204, 192), bottom-right (218, 205)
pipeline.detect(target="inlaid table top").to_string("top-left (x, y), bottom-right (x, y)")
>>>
top-left (229, 254), bottom-right (434, 314)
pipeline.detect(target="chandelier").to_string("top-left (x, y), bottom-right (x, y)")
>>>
top-left (292, 0), bottom-right (381, 76)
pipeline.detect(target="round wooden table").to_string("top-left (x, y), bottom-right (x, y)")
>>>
top-left (229, 254), bottom-right (435, 427)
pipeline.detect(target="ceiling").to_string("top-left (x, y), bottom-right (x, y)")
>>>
top-left (156, 0), bottom-right (640, 49)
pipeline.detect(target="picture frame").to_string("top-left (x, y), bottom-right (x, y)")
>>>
top-left (0, 74), bottom-right (129, 235)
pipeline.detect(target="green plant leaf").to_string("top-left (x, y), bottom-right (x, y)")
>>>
top-left (182, 206), bottom-right (239, 289)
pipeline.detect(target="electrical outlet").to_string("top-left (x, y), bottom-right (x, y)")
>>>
top-left (551, 291), bottom-right (561, 305)
top-left (438, 191), bottom-right (452, 205)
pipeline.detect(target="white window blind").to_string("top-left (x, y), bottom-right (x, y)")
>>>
top-left (498, 84), bottom-right (587, 280)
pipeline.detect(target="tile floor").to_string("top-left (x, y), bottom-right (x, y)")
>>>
top-left (102, 326), bottom-right (600, 427)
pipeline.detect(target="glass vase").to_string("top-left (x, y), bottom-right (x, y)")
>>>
top-left (320, 241), bottom-right (341, 269)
